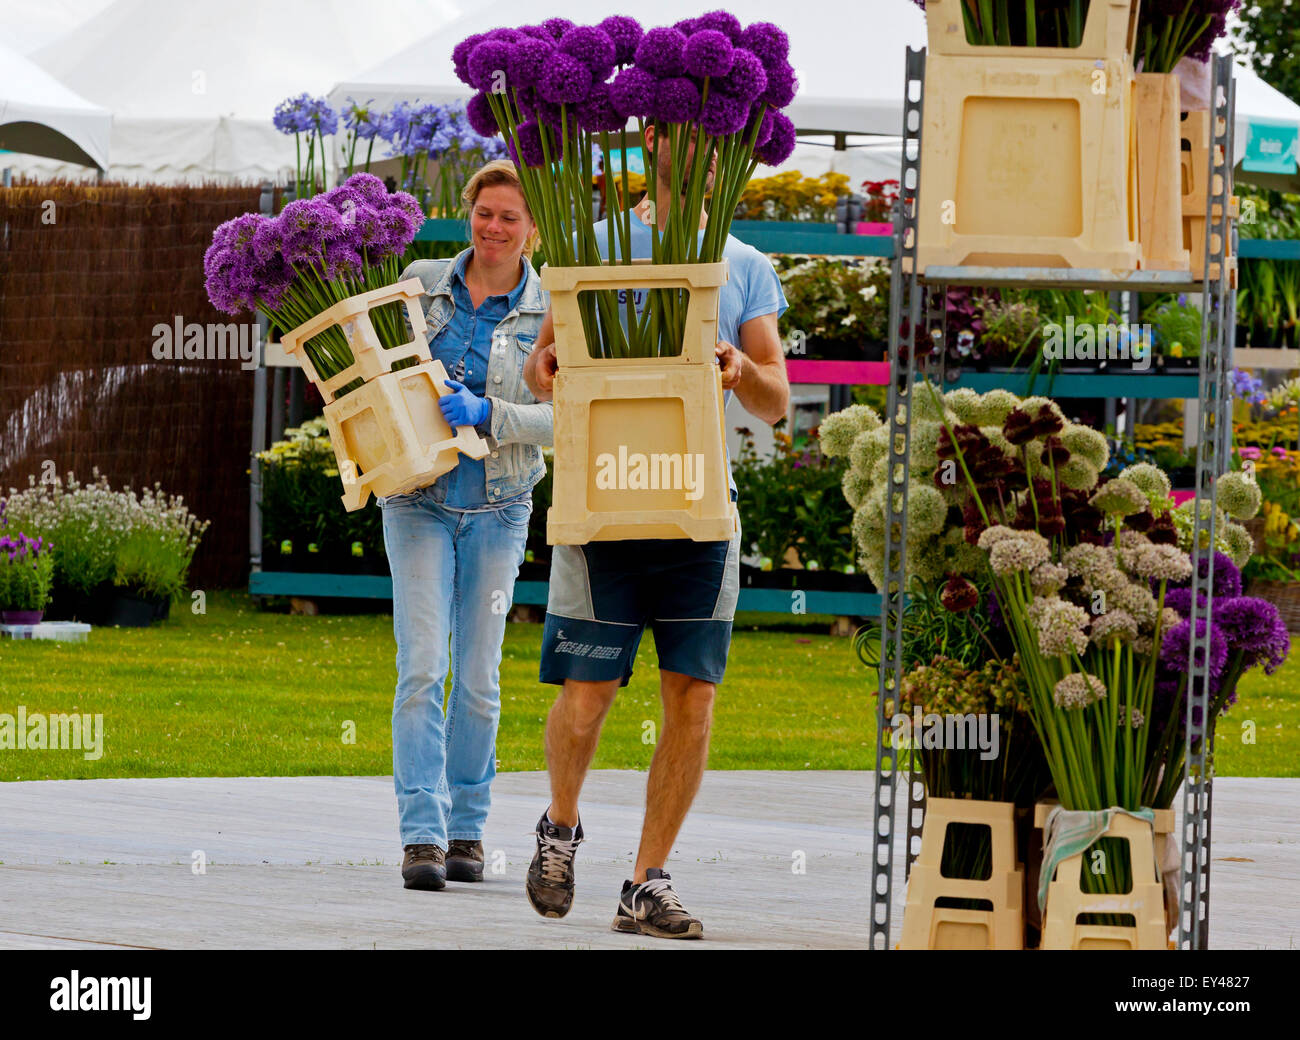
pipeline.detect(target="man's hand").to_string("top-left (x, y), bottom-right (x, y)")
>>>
top-left (523, 310), bottom-right (558, 401)
top-left (715, 341), bottom-right (743, 391)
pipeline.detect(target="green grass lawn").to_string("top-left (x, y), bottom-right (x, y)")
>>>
top-left (0, 590), bottom-right (1295, 780)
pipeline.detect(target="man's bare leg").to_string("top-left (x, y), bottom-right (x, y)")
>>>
top-left (632, 670), bottom-right (715, 882)
top-left (544, 677), bottom-right (620, 827)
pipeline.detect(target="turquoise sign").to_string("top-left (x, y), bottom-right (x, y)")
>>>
top-left (604, 146), bottom-right (645, 176)
top-left (1244, 119), bottom-right (1299, 174)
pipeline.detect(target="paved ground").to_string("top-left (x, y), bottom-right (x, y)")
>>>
top-left (0, 772), bottom-right (1295, 949)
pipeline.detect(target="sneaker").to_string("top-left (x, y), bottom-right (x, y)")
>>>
top-left (446, 839), bottom-right (484, 883)
top-left (401, 844), bottom-right (446, 891)
top-left (611, 868), bottom-right (703, 939)
top-left (525, 811), bottom-right (584, 919)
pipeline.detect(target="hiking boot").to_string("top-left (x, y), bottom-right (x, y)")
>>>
top-left (611, 868), bottom-right (703, 939)
top-left (401, 844), bottom-right (446, 891)
top-left (525, 811), bottom-right (584, 919)
top-left (446, 839), bottom-right (484, 883)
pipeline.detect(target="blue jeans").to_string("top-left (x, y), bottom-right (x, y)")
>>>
top-left (381, 489), bottom-right (531, 848)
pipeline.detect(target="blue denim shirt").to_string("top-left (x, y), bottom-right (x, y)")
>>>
top-left (399, 249), bottom-right (552, 505)
top-left (433, 250), bottom-right (527, 507)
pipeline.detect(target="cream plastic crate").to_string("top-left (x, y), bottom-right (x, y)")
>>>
top-left (900, 797), bottom-right (1024, 950)
top-left (543, 261), bottom-right (738, 544)
top-left (1136, 72), bottom-right (1191, 271)
top-left (1180, 109), bottom-right (1238, 283)
top-left (1036, 801), bottom-right (1174, 950)
top-left (916, 0), bottom-right (1140, 271)
top-left (279, 278), bottom-right (488, 512)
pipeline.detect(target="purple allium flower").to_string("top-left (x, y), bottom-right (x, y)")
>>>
top-left (537, 51), bottom-right (592, 104)
top-left (739, 22), bottom-right (790, 70)
top-left (541, 17), bottom-right (575, 41)
top-left (1170, 550), bottom-right (1242, 599)
top-left (576, 81), bottom-right (625, 133)
top-left (507, 35), bottom-right (553, 89)
top-left (652, 76), bottom-right (702, 123)
top-left (599, 15), bottom-right (643, 65)
top-left (513, 119), bottom-right (547, 167)
top-left (468, 40), bottom-right (515, 93)
top-left (694, 10), bottom-right (743, 42)
top-left (323, 240), bottom-right (364, 281)
top-left (559, 25), bottom-right (617, 81)
top-left (747, 103), bottom-right (775, 148)
top-left (533, 96), bottom-right (568, 131)
top-left (635, 27), bottom-right (688, 77)
top-left (518, 24), bottom-right (550, 41)
top-left (1160, 615), bottom-right (1229, 680)
top-left (701, 90), bottom-right (748, 136)
top-left (344, 172), bottom-right (389, 206)
top-left (673, 18), bottom-right (698, 36)
top-left (717, 47), bottom-right (767, 102)
top-left (684, 29), bottom-right (735, 79)
top-left (485, 27), bottom-right (524, 44)
top-left (610, 65), bottom-right (656, 118)
top-left (453, 33), bottom-right (487, 86)
top-left (466, 92), bottom-right (499, 137)
top-left (1214, 596), bottom-right (1291, 673)
top-left (754, 111), bottom-right (797, 165)
top-left (1164, 586), bottom-right (1202, 618)
top-left (762, 61), bottom-right (799, 107)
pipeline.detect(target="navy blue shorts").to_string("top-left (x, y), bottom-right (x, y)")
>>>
top-left (539, 532), bottom-right (741, 687)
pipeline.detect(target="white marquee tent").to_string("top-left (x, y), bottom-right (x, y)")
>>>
top-left (0, 38), bottom-right (111, 169)
top-left (329, 0), bottom-right (1300, 188)
top-left (1, 0), bottom-right (464, 184)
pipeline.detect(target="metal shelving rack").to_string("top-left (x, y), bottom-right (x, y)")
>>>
top-left (871, 48), bottom-right (1238, 951)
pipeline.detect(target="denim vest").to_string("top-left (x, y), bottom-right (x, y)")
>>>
top-left (400, 250), bottom-right (552, 503)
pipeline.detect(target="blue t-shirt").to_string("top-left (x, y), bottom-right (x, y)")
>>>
top-left (588, 216), bottom-right (788, 362)
top-left (430, 250), bottom-right (527, 508)
top-left (587, 215), bottom-right (788, 494)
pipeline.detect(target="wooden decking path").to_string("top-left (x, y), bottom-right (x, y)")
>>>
top-left (0, 772), bottom-right (1294, 949)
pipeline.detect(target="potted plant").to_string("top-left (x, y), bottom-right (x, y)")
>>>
top-left (0, 530), bottom-right (55, 625)
top-left (776, 255), bottom-right (890, 361)
top-left (2, 471), bottom-right (209, 627)
top-left (731, 425), bottom-right (862, 590)
top-left (856, 179), bottom-right (898, 236)
top-left (458, 14), bottom-right (799, 543)
top-left (205, 172), bottom-right (489, 513)
top-left (736, 170), bottom-right (852, 222)
top-left (1145, 294), bottom-right (1203, 369)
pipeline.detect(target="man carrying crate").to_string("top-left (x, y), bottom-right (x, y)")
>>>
top-left (520, 125), bottom-right (789, 939)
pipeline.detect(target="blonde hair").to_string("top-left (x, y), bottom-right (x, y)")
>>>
top-left (461, 159), bottom-right (540, 258)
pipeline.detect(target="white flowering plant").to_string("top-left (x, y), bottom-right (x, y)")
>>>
top-left (774, 255), bottom-right (890, 349)
top-left (2, 470), bottom-right (209, 601)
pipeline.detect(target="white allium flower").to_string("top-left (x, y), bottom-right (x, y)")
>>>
top-left (1090, 478), bottom-right (1149, 517)
top-left (1031, 561), bottom-right (1071, 596)
top-left (1118, 462), bottom-right (1172, 505)
top-left (820, 405), bottom-right (882, 458)
top-left (1030, 597), bottom-right (1091, 657)
top-left (1222, 522), bottom-right (1255, 569)
top-left (1091, 609), bottom-right (1138, 645)
top-left (1059, 457), bottom-right (1099, 491)
top-left (1128, 543), bottom-right (1194, 583)
top-left (943, 388), bottom-right (983, 424)
top-left (974, 389), bottom-right (1020, 426)
top-left (1061, 425), bottom-right (1110, 471)
top-left (842, 466), bottom-right (871, 509)
top-left (850, 425), bottom-right (891, 475)
top-left (1217, 471), bottom-right (1262, 521)
top-left (1053, 672), bottom-right (1107, 709)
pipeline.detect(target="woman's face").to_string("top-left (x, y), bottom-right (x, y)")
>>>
top-left (469, 184), bottom-right (532, 266)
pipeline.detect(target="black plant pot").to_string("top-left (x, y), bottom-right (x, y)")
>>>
top-left (102, 590), bottom-right (163, 628)
top-left (45, 581), bottom-right (114, 624)
top-left (154, 596), bottom-right (172, 622)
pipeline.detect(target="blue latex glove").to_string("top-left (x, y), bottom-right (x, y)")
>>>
top-left (440, 379), bottom-right (491, 428)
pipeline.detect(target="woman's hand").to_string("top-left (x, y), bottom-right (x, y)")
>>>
top-left (440, 380), bottom-right (491, 428)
